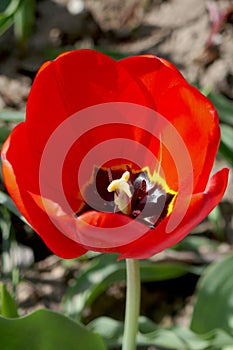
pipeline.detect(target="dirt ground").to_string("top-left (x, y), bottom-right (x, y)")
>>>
top-left (0, 0), bottom-right (233, 343)
top-left (1, 0), bottom-right (233, 107)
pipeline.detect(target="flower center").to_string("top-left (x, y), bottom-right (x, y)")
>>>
top-left (81, 165), bottom-right (177, 228)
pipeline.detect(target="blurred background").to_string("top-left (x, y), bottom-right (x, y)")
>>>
top-left (0, 1), bottom-right (233, 349)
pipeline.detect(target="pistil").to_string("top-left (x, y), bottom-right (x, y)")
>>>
top-left (107, 171), bottom-right (132, 215)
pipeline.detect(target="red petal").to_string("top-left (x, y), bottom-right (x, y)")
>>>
top-left (26, 49), bottom-right (154, 164)
top-left (119, 55), bottom-right (185, 100)
top-left (1, 50), bottom-right (228, 260)
top-left (27, 191), bottom-right (151, 250)
top-left (2, 121), bottom-right (228, 257)
top-left (25, 50), bottom-right (162, 204)
top-left (44, 168), bottom-right (228, 256)
top-left (1, 123), bottom-right (87, 258)
top-left (117, 168), bottom-right (229, 259)
top-left (119, 55), bottom-right (220, 192)
top-left (155, 85), bottom-right (220, 193)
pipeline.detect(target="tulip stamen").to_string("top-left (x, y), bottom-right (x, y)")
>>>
top-left (107, 171), bottom-right (132, 215)
top-left (83, 165), bottom-right (176, 228)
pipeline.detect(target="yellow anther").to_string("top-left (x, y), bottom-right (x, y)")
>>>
top-left (107, 171), bottom-right (131, 196)
top-left (107, 171), bottom-right (132, 214)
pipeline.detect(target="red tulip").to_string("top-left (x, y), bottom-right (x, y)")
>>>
top-left (1, 50), bottom-right (229, 259)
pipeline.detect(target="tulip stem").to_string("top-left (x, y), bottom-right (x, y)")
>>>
top-left (122, 258), bottom-right (141, 350)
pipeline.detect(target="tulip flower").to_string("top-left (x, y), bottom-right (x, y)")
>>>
top-left (1, 49), bottom-right (228, 260)
top-left (1, 49), bottom-right (229, 350)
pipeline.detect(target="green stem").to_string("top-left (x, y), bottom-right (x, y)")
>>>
top-left (122, 259), bottom-right (141, 350)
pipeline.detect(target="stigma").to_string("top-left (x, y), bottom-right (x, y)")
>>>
top-left (107, 171), bottom-right (132, 215)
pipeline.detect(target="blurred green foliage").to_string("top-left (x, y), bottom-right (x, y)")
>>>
top-left (0, 0), bottom-right (22, 36)
top-left (0, 0), bottom-right (35, 50)
top-left (190, 254), bottom-right (233, 335)
top-left (1, 253), bottom-right (233, 349)
top-left (207, 93), bottom-right (233, 166)
top-left (62, 253), bottom-right (202, 321)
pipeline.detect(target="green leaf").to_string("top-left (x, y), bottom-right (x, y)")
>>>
top-left (140, 261), bottom-right (202, 281)
top-left (190, 253), bottom-right (233, 334)
top-left (175, 235), bottom-right (219, 253)
top-left (219, 140), bottom-right (233, 165)
top-left (0, 191), bottom-right (29, 225)
top-left (208, 93), bottom-right (233, 126)
top-left (0, 110), bottom-right (25, 122)
top-left (0, 0), bottom-right (22, 36)
top-left (89, 316), bottom-right (233, 350)
top-left (221, 124), bottom-right (233, 150)
top-left (62, 254), bottom-right (125, 319)
top-left (219, 124), bottom-right (233, 165)
top-left (0, 309), bottom-right (106, 350)
top-left (0, 283), bottom-right (18, 318)
top-left (63, 253), bottom-right (201, 319)
top-left (0, 126), bottom-right (11, 146)
top-left (0, 1), bottom-right (11, 12)
top-left (0, 206), bottom-right (12, 274)
top-left (14, 0), bottom-right (35, 49)
top-left (208, 205), bottom-right (224, 240)
top-left (0, 15), bottom-right (12, 35)
top-left (203, 92), bottom-right (233, 164)
top-left (89, 317), bottom-right (124, 348)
